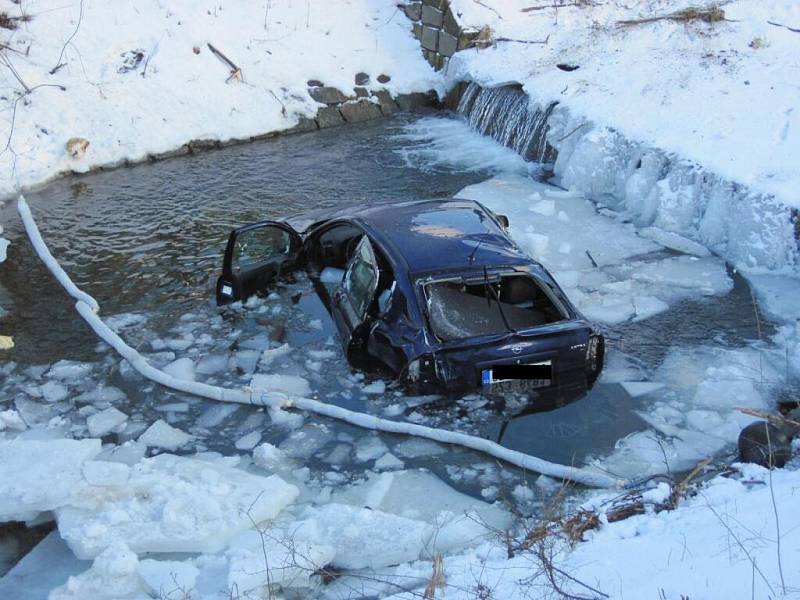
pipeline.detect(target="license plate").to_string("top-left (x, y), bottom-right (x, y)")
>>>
top-left (482, 361), bottom-right (552, 390)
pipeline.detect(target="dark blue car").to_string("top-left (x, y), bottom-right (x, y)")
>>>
top-left (216, 199), bottom-right (604, 402)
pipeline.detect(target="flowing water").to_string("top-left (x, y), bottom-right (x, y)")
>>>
top-left (0, 110), bottom-right (780, 541)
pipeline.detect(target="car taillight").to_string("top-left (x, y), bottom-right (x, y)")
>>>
top-left (586, 334), bottom-right (604, 383)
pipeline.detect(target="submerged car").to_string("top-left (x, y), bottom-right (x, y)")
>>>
top-left (216, 199), bottom-right (604, 400)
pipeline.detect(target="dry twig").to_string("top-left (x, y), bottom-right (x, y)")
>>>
top-left (617, 6), bottom-right (729, 27)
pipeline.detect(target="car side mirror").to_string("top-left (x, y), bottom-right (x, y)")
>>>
top-left (496, 214), bottom-right (510, 228)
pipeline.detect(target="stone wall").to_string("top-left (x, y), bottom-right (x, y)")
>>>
top-left (400, 1), bottom-right (478, 71)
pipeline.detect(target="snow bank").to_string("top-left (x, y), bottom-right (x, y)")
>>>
top-left (391, 465), bottom-right (800, 599)
top-left (56, 453), bottom-right (299, 559)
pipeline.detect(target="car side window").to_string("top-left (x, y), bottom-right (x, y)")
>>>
top-left (342, 236), bottom-right (379, 321)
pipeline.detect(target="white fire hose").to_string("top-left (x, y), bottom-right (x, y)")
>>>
top-left (18, 195), bottom-right (622, 489)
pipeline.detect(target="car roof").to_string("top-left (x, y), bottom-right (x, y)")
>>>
top-left (347, 199), bottom-right (534, 274)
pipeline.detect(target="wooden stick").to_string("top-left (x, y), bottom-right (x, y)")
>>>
top-left (207, 43), bottom-right (242, 82)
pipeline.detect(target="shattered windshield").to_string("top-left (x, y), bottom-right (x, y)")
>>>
top-left (424, 274), bottom-right (568, 342)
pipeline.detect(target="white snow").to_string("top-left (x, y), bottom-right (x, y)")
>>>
top-left (48, 542), bottom-right (144, 600)
top-left (137, 419), bottom-right (193, 451)
top-left (56, 453), bottom-right (299, 559)
top-left (0, 409), bottom-right (26, 431)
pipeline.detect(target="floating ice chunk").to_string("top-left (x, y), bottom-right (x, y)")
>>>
top-left (47, 360), bottom-right (93, 381)
top-left (394, 438), bottom-right (447, 458)
top-left (323, 443), bottom-right (351, 464)
top-left (355, 434), bottom-right (389, 462)
top-left (268, 406), bottom-right (305, 429)
top-left (0, 409), bottom-right (26, 431)
top-left (227, 528), bottom-right (334, 591)
top-left (195, 353), bottom-right (229, 376)
top-left (632, 295), bottom-right (670, 321)
top-left (620, 381), bottom-right (665, 398)
top-left (41, 380), bottom-right (69, 403)
top-left (309, 319), bottom-right (323, 330)
top-left (0, 438), bottom-right (101, 522)
top-left (639, 227), bottom-right (711, 257)
top-left (745, 272), bottom-right (800, 323)
top-left (162, 358), bottom-right (195, 382)
top-left (251, 373), bottom-right (311, 397)
top-left (530, 198), bottom-right (555, 216)
top-left (579, 299), bottom-right (635, 324)
top-left (138, 559), bottom-right (198, 600)
top-left (165, 338), bottom-right (192, 352)
top-left (232, 350), bottom-right (260, 375)
top-left (260, 342), bottom-right (292, 366)
top-left (0, 237), bottom-right (8, 263)
top-left (56, 454), bottom-right (299, 558)
top-left (104, 313), bottom-right (147, 332)
top-left (75, 385), bottom-right (126, 406)
top-left (48, 542), bottom-right (145, 600)
top-left (374, 453), bottom-right (405, 470)
top-left (294, 503), bottom-right (433, 570)
top-left (362, 380), bottom-right (386, 395)
top-left (82, 461), bottom-right (131, 487)
top-left (253, 443), bottom-right (288, 472)
top-left (86, 407), bottom-right (128, 438)
top-left (97, 441), bottom-right (147, 466)
top-left (630, 255), bottom-right (732, 295)
top-left (155, 402), bottom-right (189, 413)
top-left (279, 424), bottom-right (332, 459)
top-left (308, 348), bottom-right (336, 360)
top-left (234, 431), bottom-right (262, 451)
top-left (137, 419), bottom-right (193, 450)
top-left (196, 404), bottom-right (238, 428)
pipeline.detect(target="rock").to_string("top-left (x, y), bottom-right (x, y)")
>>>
top-left (315, 106), bottom-right (345, 128)
top-left (395, 91), bottom-right (437, 111)
top-left (354, 86), bottom-right (369, 98)
top-left (286, 116), bottom-right (318, 134)
top-left (306, 79), bottom-right (324, 87)
top-left (0, 335), bottom-right (13, 350)
top-left (377, 73), bottom-right (391, 84)
top-left (412, 21), bottom-right (423, 40)
top-left (403, 2), bottom-right (422, 21)
top-left (421, 5), bottom-right (443, 27)
top-left (421, 26), bottom-right (439, 52)
top-left (354, 72), bottom-right (370, 86)
top-left (438, 30), bottom-right (458, 57)
top-left (65, 137), bottom-right (90, 159)
top-left (339, 99), bottom-right (383, 123)
top-left (422, 0), bottom-right (445, 8)
top-left (371, 90), bottom-right (399, 115)
top-left (425, 49), bottom-right (438, 68)
top-left (308, 86), bottom-right (350, 105)
top-left (738, 421), bottom-right (795, 468)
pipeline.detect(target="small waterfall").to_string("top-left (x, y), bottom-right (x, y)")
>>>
top-left (456, 82), bottom-right (557, 164)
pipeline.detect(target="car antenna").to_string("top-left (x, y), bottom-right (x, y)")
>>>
top-left (468, 233), bottom-right (489, 264)
top-left (484, 265), bottom-right (516, 334)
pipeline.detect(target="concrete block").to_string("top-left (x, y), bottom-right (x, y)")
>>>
top-left (403, 2), bottom-right (422, 21)
top-left (421, 26), bottom-right (439, 52)
top-left (371, 90), bottom-right (400, 115)
top-left (443, 7), bottom-right (460, 36)
top-left (308, 86), bottom-right (350, 105)
top-left (422, 0), bottom-right (445, 8)
top-left (438, 31), bottom-right (457, 57)
top-left (421, 5), bottom-right (444, 27)
top-left (316, 106), bottom-right (345, 128)
top-left (412, 22), bottom-right (423, 39)
top-left (339, 99), bottom-right (383, 123)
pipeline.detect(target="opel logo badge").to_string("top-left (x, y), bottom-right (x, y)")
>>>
top-left (511, 345), bottom-right (522, 355)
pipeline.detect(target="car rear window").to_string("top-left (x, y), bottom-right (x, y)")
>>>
top-left (424, 274), bottom-right (568, 342)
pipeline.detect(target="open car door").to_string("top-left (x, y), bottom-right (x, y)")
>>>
top-left (331, 235), bottom-right (380, 356)
top-left (216, 221), bottom-right (303, 305)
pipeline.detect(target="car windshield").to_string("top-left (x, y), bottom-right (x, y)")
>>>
top-left (424, 273), bottom-right (568, 342)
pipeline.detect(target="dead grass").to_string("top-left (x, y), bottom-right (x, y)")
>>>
top-left (617, 5), bottom-right (728, 28)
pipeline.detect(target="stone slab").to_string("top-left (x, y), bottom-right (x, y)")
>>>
top-left (339, 100), bottom-right (383, 123)
top-left (316, 106), bottom-right (345, 128)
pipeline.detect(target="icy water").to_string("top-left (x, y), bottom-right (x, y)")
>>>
top-left (0, 112), bottom-right (776, 525)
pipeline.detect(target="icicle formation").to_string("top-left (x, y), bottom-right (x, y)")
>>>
top-left (456, 82), bottom-right (557, 163)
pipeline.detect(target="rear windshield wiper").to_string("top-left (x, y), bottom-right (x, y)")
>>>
top-left (483, 266), bottom-right (517, 335)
